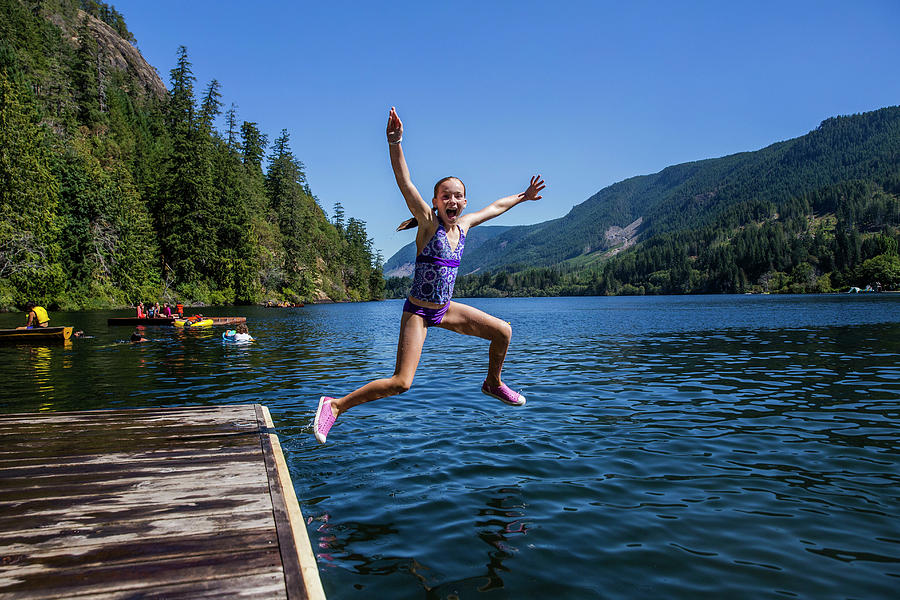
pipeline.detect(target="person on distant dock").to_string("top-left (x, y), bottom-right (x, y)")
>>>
top-left (162, 302), bottom-right (172, 318)
top-left (314, 107), bottom-right (545, 444)
top-left (21, 302), bottom-right (50, 328)
top-left (136, 301), bottom-right (145, 319)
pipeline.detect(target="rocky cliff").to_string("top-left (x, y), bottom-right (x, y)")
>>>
top-left (49, 9), bottom-right (166, 101)
top-left (83, 11), bottom-right (166, 99)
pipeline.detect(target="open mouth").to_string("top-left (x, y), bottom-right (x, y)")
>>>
top-left (446, 207), bottom-right (459, 219)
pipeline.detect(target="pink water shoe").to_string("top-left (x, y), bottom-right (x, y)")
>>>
top-left (482, 381), bottom-right (526, 406)
top-left (314, 396), bottom-right (337, 444)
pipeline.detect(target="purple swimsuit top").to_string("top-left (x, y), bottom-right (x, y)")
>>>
top-left (409, 222), bottom-right (466, 305)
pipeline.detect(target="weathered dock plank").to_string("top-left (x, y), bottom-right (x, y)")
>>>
top-left (209, 316), bottom-right (247, 326)
top-left (0, 404), bottom-right (324, 600)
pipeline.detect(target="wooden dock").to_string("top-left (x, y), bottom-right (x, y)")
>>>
top-left (106, 316), bottom-right (247, 326)
top-left (0, 404), bottom-right (324, 599)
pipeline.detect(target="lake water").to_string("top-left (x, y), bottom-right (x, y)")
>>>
top-left (1, 295), bottom-right (898, 599)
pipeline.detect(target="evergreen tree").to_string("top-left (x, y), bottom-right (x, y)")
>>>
top-left (198, 79), bottom-right (221, 133)
top-left (157, 46), bottom-right (216, 286)
top-left (225, 103), bottom-right (238, 149)
top-left (266, 129), bottom-right (314, 298)
top-left (240, 120), bottom-right (267, 168)
top-left (210, 134), bottom-right (258, 303)
top-left (332, 201), bottom-right (345, 232)
top-left (71, 16), bottom-right (102, 125)
top-left (0, 72), bottom-right (64, 304)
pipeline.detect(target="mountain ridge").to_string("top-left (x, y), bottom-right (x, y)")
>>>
top-left (389, 107), bottom-right (899, 269)
top-left (385, 106), bottom-right (900, 295)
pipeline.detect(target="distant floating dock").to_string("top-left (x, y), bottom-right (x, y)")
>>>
top-left (106, 316), bottom-right (247, 326)
top-left (208, 316), bottom-right (248, 326)
top-left (0, 404), bottom-right (324, 599)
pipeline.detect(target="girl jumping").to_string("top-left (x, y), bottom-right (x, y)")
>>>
top-left (314, 107), bottom-right (545, 444)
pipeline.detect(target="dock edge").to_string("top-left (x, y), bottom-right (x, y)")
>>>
top-left (256, 404), bottom-right (326, 600)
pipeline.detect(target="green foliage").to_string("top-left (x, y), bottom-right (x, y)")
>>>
top-left (54, 136), bottom-right (159, 302)
top-left (857, 254), bottom-right (900, 288)
top-left (0, 1), bottom-right (382, 309)
top-left (0, 71), bottom-right (65, 304)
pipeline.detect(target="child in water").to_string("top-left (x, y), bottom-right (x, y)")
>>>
top-left (130, 329), bottom-right (149, 343)
top-left (314, 107), bottom-right (545, 444)
top-left (224, 323), bottom-right (254, 342)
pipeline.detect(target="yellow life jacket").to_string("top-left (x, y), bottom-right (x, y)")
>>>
top-left (32, 306), bottom-right (50, 325)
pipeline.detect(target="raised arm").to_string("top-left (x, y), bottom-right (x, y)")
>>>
top-left (460, 175), bottom-right (545, 229)
top-left (387, 108), bottom-right (433, 226)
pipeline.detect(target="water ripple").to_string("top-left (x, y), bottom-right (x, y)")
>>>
top-left (1, 296), bottom-right (899, 598)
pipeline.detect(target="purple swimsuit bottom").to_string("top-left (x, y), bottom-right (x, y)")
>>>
top-left (402, 299), bottom-right (450, 327)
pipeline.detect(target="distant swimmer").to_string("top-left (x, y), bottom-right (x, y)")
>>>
top-left (130, 329), bottom-right (149, 343)
top-left (314, 107), bottom-right (545, 444)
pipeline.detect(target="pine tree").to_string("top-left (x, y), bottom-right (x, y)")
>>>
top-left (71, 16), bottom-right (102, 125)
top-left (157, 46), bottom-right (216, 286)
top-left (224, 103), bottom-right (238, 150)
top-left (332, 201), bottom-right (345, 232)
top-left (210, 135), bottom-right (258, 303)
top-left (266, 129), bottom-right (314, 297)
top-left (240, 120), bottom-right (267, 168)
top-left (0, 72), bottom-right (64, 304)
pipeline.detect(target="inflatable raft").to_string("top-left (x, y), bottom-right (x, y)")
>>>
top-left (174, 317), bottom-right (213, 328)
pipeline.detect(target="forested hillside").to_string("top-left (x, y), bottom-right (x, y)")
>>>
top-left (0, 0), bottom-right (383, 310)
top-left (386, 106), bottom-right (900, 297)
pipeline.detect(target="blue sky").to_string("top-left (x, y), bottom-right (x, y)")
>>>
top-left (111, 0), bottom-right (900, 260)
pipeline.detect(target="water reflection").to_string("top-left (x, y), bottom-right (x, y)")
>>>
top-left (307, 484), bottom-right (530, 597)
top-left (471, 487), bottom-right (529, 593)
top-left (311, 512), bottom-right (401, 572)
top-left (29, 346), bottom-right (54, 399)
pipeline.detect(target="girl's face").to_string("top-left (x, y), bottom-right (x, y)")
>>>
top-left (433, 178), bottom-right (467, 225)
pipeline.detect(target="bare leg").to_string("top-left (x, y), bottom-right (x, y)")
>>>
top-left (329, 311), bottom-right (428, 417)
top-left (437, 301), bottom-right (512, 386)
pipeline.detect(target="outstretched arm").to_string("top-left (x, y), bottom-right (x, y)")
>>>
top-left (461, 175), bottom-right (545, 229)
top-left (387, 107), bottom-right (433, 226)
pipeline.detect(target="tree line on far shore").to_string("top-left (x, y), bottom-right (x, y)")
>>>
top-left (386, 181), bottom-right (900, 298)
